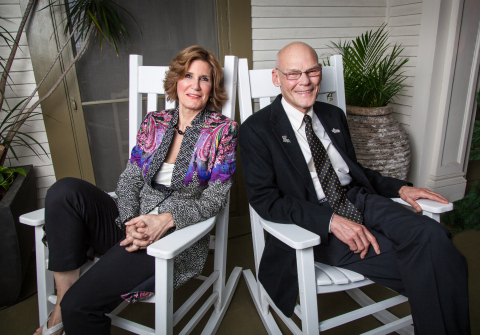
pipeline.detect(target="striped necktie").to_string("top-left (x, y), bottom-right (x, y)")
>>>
top-left (304, 114), bottom-right (363, 224)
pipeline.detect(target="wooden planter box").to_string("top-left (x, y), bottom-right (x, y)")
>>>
top-left (0, 165), bottom-right (37, 306)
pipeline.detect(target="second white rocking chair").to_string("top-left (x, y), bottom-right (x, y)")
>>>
top-left (237, 55), bottom-right (453, 335)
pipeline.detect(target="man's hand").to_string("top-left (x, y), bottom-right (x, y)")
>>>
top-left (330, 214), bottom-right (380, 259)
top-left (398, 186), bottom-right (449, 213)
top-left (120, 213), bottom-right (175, 252)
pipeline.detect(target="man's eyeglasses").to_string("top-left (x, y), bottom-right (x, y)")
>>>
top-left (275, 66), bottom-right (322, 81)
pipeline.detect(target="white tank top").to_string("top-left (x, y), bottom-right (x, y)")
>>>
top-left (152, 162), bottom-right (174, 187)
top-left (148, 162), bottom-right (174, 215)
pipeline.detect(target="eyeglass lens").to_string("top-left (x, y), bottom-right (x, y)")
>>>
top-left (286, 68), bottom-right (321, 80)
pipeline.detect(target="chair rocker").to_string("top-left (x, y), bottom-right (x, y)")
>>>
top-left (237, 55), bottom-right (453, 335)
top-left (20, 54), bottom-right (242, 335)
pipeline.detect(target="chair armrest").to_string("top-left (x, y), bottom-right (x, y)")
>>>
top-left (258, 218), bottom-right (320, 250)
top-left (146, 216), bottom-right (216, 260)
top-left (19, 208), bottom-right (45, 226)
top-left (391, 198), bottom-right (453, 213)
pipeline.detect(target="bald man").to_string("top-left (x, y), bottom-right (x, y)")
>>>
top-left (239, 42), bottom-right (470, 334)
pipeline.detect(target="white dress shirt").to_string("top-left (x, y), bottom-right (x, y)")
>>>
top-left (282, 98), bottom-right (352, 199)
top-left (282, 99), bottom-right (352, 231)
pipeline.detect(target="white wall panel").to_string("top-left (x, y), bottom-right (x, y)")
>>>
top-left (9, 58), bottom-right (33, 71)
top-left (390, 24), bottom-right (422, 36)
top-left (389, 13), bottom-right (422, 26)
top-left (252, 6), bottom-right (386, 18)
top-left (253, 38), bottom-right (356, 51)
top-left (34, 165), bottom-right (55, 178)
top-left (1, 4), bottom-right (21, 17)
top-left (252, 17), bottom-right (385, 28)
top-left (252, 0), bottom-right (385, 6)
top-left (253, 27), bottom-right (382, 40)
top-left (0, 34), bottom-right (27, 46)
top-left (390, 2), bottom-right (423, 16)
top-left (391, 0), bottom-right (422, 5)
top-left (1, 0), bottom-right (56, 207)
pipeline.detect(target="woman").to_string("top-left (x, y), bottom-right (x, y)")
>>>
top-left (35, 45), bottom-right (238, 335)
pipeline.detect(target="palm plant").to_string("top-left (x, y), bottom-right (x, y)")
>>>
top-left (328, 24), bottom-right (409, 108)
top-left (469, 120), bottom-right (480, 161)
top-left (443, 180), bottom-right (480, 235)
top-left (0, 0), bottom-right (139, 166)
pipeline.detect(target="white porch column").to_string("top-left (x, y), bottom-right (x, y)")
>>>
top-left (409, 0), bottom-right (480, 201)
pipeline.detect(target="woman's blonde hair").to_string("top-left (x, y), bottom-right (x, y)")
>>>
top-left (164, 45), bottom-right (227, 111)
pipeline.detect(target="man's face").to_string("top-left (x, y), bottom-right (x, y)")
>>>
top-left (272, 47), bottom-right (322, 114)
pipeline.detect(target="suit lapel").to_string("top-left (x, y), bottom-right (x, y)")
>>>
top-left (270, 97), bottom-right (317, 199)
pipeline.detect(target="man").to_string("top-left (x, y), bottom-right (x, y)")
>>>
top-left (239, 42), bottom-right (469, 334)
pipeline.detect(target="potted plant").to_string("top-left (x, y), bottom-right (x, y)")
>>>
top-left (328, 24), bottom-right (410, 180)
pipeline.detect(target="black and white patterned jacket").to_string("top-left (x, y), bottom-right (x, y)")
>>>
top-left (115, 107), bottom-right (238, 295)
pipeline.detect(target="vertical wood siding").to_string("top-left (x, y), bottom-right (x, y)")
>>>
top-left (251, 0), bottom-right (423, 134)
top-left (1, 0), bottom-right (56, 208)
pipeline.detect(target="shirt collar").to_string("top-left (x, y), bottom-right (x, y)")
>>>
top-left (281, 98), bottom-right (314, 131)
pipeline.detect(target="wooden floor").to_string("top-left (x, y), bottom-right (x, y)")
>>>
top-left (1, 217), bottom-right (478, 335)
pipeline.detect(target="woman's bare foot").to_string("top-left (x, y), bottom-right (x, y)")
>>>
top-left (33, 305), bottom-right (63, 335)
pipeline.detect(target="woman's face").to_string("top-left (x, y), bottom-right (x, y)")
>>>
top-left (177, 59), bottom-right (213, 114)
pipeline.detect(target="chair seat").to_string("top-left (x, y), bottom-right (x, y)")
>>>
top-left (315, 262), bottom-right (364, 285)
top-left (314, 262), bottom-right (374, 294)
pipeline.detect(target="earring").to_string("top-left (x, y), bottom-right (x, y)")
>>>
top-left (209, 97), bottom-right (213, 102)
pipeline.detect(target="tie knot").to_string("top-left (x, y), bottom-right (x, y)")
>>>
top-left (304, 114), bottom-right (313, 127)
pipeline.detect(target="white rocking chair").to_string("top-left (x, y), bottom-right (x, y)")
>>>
top-left (237, 55), bottom-right (453, 335)
top-left (19, 54), bottom-right (242, 335)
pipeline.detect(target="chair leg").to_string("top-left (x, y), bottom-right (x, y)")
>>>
top-left (155, 258), bottom-right (173, 335)
top-left (243, 270), bottom-right (282, 335)
top-left (202, 267), bottom-right (242, 335)
top-left (296, 248), bottom-right (319, 335)
top-left (35, 225), bottom-right (54, 325)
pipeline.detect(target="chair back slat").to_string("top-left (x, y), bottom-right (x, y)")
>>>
top-left (147, 93), bottom-right (159, 115)
top-left (138, 66), bottom-right (169, 93)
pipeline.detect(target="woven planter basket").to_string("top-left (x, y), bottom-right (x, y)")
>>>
top-left (346, 105), bottom-right (410, 181)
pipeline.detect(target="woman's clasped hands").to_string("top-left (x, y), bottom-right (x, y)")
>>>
top-left (120, 213), bottom-right (175, 252)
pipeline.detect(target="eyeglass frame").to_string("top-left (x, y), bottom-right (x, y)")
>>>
top-left (275, 65), bottom-right (323, 81)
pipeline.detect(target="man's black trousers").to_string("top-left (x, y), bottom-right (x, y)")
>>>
top-left (313, 186), bottom-right (470, 335)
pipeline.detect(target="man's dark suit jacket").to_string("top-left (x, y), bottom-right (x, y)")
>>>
top-left (239, 95), bottom-right (409, 316)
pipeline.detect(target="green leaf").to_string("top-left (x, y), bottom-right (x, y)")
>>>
top-left (326, 24), bottom-right (409, 107)
top-left (443, 180), bottom-right (480, 235)
top-left (0, 166), bottom-right (25, 192)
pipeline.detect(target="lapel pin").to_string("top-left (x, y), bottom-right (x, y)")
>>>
top-left (282, 135), bottom-right (291, 143)
top-left (332, 128), bottom-right (340, 133)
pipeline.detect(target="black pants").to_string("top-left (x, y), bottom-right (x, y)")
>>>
top-left (314, 186), bottom-right (470, 335)
top-left (45, 178), bottom-right (156, 334)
